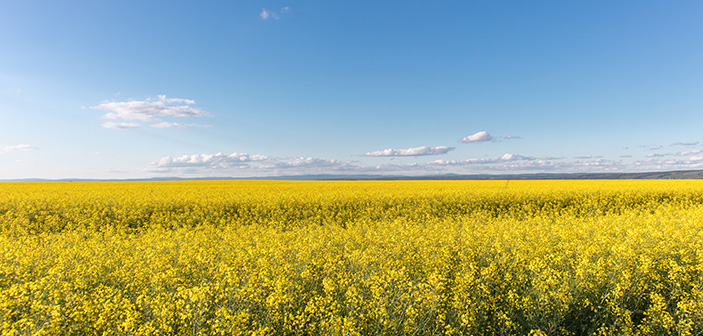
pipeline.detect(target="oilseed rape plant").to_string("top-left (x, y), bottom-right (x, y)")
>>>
top-left (1, 180), bottom-right (703, 335)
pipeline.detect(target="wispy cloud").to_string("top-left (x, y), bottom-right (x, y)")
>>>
top-left (260, 8), bottom-right (273, 19)
top-left (675, 149), bottom-right (703, 156)
top-left (151, 122), bottom-right (213, 129)
top-left (574, 155), bottom-right (604, 159)
top-left (260, 6), bottom-right (289, 20)
top-left (94, 95), bottom-right (211, 129)
top-left (102, 122), bottom-right (139, 129)
top-left (634, 158), bottom-right (703, 171)
top-left (672, 141), bottom-right (699, 147)
top-left (429, 153), bottom-right (534, 166)
top-left (0, 144), bottom-right (37, 154)
top-left (364, 146), bottom-right (455, 157)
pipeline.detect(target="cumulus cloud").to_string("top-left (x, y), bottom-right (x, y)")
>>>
top-left (151, 122), bottom-right (213, 129)
top-left (364, 146), bottom-right (455, 157)
top-left (151, 153), bottom-right (268, 170)
top-left (94, 95), bottom-right (210, 129)
top-left (573, 155), bottom-right (604, 159)
top-left (0, 144), bottom-right (37, 154)
top-left (147, 151), bottom-right (438, 176)
top-left (458, 131), bottom-right (495, 143)
top-left (102, 122), bottom-right (139, 129)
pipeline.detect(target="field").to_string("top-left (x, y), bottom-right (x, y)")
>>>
top-left (1, 180), bottom-right (703, 335)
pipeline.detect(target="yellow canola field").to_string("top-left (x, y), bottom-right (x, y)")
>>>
top-left (1, 180), bottom-right (703, 335)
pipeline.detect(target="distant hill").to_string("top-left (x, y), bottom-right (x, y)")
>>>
top-left (2, 170), bottom-right (703, 182)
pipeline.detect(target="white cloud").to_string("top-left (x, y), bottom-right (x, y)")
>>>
top-left (260, 8), bottom-right (270, 19)
top-left (364, 146), bottom-right (455, 157)
top-left (151, 153), bottom-right (268, 170)
top-left (260, 157), bottom-right (357, 171)
top-left (633, 157), bottom-right (703, 171)
top-left (102, 122), bottom-right (139, 129)
top-left (94, 95), bottom-right (210, 123)
top-left (428, 153), bottom-right (534, 166)
top-left (147, 151), bottom-right (435, 176)
top-left (646, 153), bottom-right (669, 158)
top-left (0, 144), bottom-right (37, 154)
top-left (675, 149), bottom-right (703, 156)
top-left (672, 141), bottom-right (699, 147)
top-left (458, 131), bottom-right (495, 143)
top-left (151, 122), bottom-right (213, 129)
top-left (261, 6), bottom-right (289, 20)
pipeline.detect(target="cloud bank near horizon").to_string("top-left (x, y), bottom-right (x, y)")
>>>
top-left (145, 149), bottom-right (703, 177)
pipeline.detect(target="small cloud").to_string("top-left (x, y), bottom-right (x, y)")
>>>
top-left (0, 144), bottom-right (37, 154)
top-left (458, 131), bottom-right (495, 144)
top-left (260, 8), bottom-right (271, 19)
top-left (364, 146), bottom-right (455, 157)
top-left (260, 7), bottom-right (285, 20)
top-left (574, 155), bottom-right (603, 159)
top-left (501, 135), bottom-right (521, 140)
top-left (619, 155), bottom-right (633, 158)
top-left (676, 149), bottom-right (703, 156)
top-left (672, 141), bottom-right (699, 147)
top-left (151, 122), bottom-right (213, 129)
top-left (649, 146), bottom-right (663, 151)
top-left (646, 153), bottom-right (669, 158)
top-left (102, 122), bottom-right (139, 129)
top-left (93, 95), bottom-right (210, 122)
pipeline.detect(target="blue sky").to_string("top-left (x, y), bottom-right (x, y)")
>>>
top-left (1, 1), bottom-right (702, 179)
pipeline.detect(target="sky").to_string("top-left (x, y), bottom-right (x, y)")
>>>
top-left (1, 1), bottom-right (702, 179)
